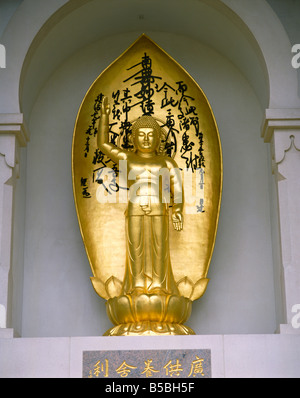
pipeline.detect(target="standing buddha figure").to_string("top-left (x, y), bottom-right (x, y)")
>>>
top-left (98, 96), bottom-right (184, 298)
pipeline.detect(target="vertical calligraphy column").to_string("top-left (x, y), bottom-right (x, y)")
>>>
top-left (262, 109), bottom-right (300, 334)
top-left (0, 114), bottom-right (27, 333)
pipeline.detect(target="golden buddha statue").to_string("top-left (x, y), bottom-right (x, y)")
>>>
top-left (98, 97), bottom-right (183, 295)
top-left (98, 96), bottom-right (193, 335)
top-left (72, 35), bottom-right (222, 336)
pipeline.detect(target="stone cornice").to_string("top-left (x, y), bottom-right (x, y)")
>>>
top-left (261, 108), bottom-right (300, 142)
top-left (0, 113), bottom-right (29, 147)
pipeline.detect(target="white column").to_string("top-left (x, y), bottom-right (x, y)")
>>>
top-left (0, 114), bottom-right (27, 331)
top-left (262, 109), bottom-right (300, 334)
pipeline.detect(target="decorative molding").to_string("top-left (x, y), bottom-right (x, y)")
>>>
top-left (261, 108), bottom-right (300, 143)
top-left (274, 133), bottom-right (300, 165)
top-left (0, 113), bottom-right (29, 147)
top-left (0, 137), bottom-right (17, 170)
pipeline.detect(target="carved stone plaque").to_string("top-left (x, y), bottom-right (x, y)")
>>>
top-left (83, 349), bottom-right (211, 378)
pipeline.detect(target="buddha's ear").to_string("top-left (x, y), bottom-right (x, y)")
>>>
top-left (157, 127), bottom-right (168, 155)
top-left (127, 131), bottom-right (136, 151)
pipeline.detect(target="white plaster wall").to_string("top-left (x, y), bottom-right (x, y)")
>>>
top-left (21, 31), bottom-right (276, 337)
top-left (1, 334), bottom-right (300, 378)
top-left (267, 0), bottom-right (300, 97)
top-left (0, 0), bottom-right (22, 37)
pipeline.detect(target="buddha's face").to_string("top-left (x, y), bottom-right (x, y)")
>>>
top-left (134, 127), bottom-right (159, 153)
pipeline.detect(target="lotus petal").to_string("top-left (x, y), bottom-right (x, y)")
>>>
top-left (190, 278), bottom-right (209, 301)
top-left (105, 276), bottom-right (123, 298)
top-left (176, 276), bottom-right (194, 299)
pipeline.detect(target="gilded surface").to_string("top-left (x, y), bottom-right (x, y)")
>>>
top-left (72, 35), bottom-right (222, 335)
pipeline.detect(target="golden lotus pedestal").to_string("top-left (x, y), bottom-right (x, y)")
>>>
top-left (104, 292), bottom-right (195, 336)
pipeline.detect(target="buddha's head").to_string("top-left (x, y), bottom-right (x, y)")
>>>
top-left (132, 116), bottom-right (161, 153)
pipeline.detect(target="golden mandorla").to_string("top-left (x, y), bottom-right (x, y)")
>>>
top-left (72, 35), bottom-right (222, 335)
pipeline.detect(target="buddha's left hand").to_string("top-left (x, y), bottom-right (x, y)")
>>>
top-left (172, 211), bottom-right (183, 231)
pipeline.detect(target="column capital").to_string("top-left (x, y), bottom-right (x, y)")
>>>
top-left (0, 113), bottom-right (29, 147)
top-left (261, 108), bottom-right (300, 143)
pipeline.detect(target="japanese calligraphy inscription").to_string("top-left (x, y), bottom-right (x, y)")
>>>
top-left (72, 35), bottom-right (222, 336)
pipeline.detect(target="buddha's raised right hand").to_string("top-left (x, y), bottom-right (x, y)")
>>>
top-left (101, 96), bottom-right (110, 116)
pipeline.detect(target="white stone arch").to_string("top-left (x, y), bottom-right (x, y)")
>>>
top-left (0, 0), bottom-right (68, 114)
top-left (0, 0), bottom-right (298, 119)
top-left (221, 0), bottom-right (300, 109)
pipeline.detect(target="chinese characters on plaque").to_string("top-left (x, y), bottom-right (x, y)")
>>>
top-left (83, 349), bottom-right (211, 378)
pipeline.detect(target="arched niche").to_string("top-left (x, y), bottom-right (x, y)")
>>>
top-left (0, 0), bottom-right (297, 120)
top-left (3, 0), bottom-right (298, 336)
